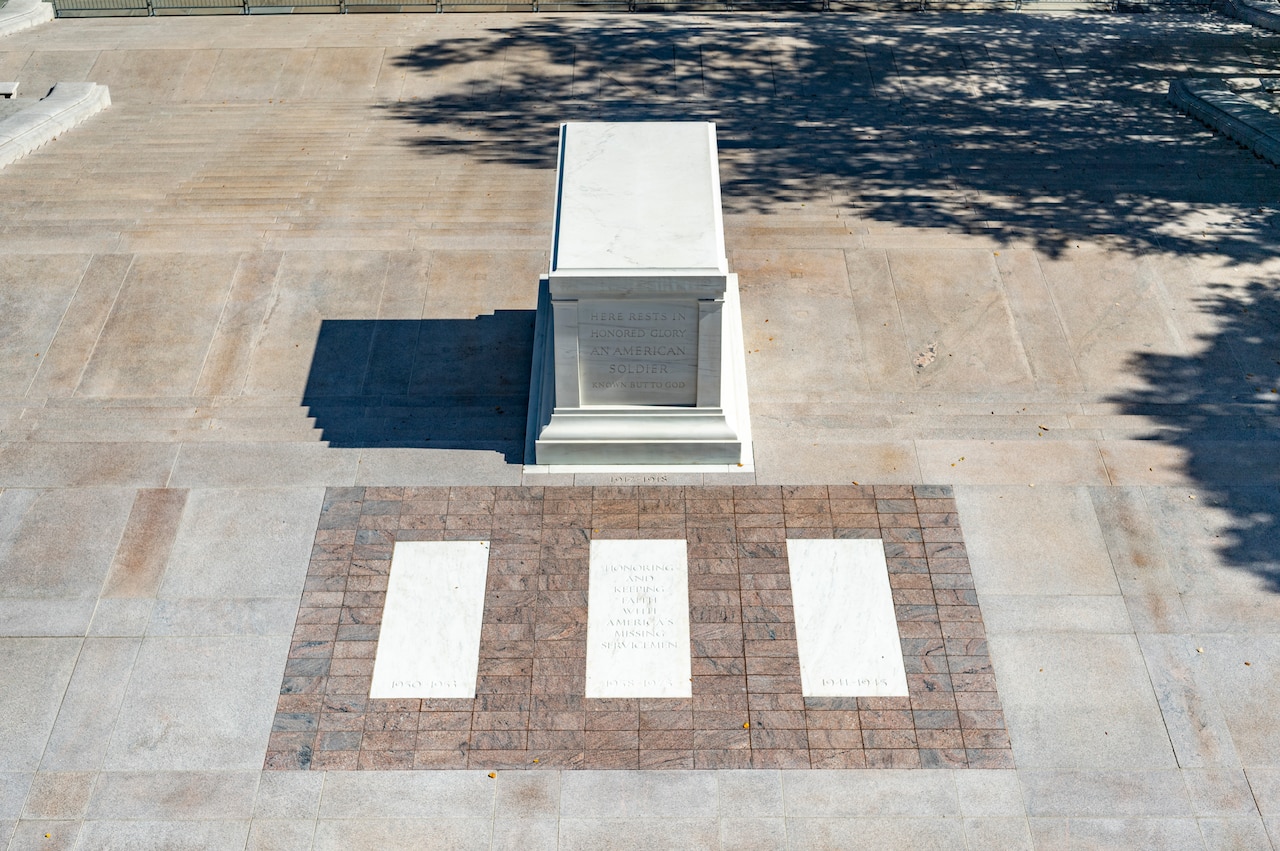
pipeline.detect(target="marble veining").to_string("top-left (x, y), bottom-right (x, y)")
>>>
top-left (369, 540), bottom-right (490, 699)
top-left (552, 122), bottom-right (725, 276)
top-left (786, 538), bottom-right (910, 697)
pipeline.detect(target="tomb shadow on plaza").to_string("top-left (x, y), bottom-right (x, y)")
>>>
top-left (302, 313), bottom-right (535, 461)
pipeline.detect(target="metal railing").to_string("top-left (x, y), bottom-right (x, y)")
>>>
top-left (46, 0), bottom-right (1209, 15)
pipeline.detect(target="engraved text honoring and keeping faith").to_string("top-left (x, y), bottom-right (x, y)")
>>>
top-left (585, 539), bottom-right (692, 698)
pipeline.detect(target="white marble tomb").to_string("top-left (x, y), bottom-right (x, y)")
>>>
top-left (369, 540), bottom-right (491, 699)
top-left (585, 539), bottom-right (693, 698)
top-left (526, 122), bottom-right (752, 466)
top-left (786, 538), bottom-right (910, 697)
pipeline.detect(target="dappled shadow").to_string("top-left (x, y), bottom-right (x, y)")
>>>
top-left (302, 313), bottom-right (535, 461)
top-left (373, 13), bottom-right (1279, 576)
top-left (382, 13), bottom-right (1280, 261)
top-left (1109, 278), bottom-right (1280, 587)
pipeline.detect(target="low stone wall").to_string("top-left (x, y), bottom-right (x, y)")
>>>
top-left (0, 0), bottom-right (55, 38)
top-left (0, 82), bottom-right (111, 170)
top-left (1168, 77), bottom-right (1280, 167)
top-left (1219, 0), bottom-right (1280, 31)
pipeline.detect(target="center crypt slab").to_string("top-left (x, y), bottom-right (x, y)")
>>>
top-left (526, 122), bottom-right (753, 467)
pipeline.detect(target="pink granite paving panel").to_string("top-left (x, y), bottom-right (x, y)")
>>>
top-left (265, 485), bottom-right (1012, 770)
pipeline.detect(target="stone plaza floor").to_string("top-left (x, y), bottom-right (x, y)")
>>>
top-left (0, 6), bottom-right (1279, 850)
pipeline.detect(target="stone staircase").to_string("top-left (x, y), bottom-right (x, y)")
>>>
top-left (10, 392), bottom-right (1272, 449)
top-left (1, 395), bottom-right (538, 448)
top-left (1, 399), bottom-right (324, 443)
top-left (0, 100), bottom-right (553, 252)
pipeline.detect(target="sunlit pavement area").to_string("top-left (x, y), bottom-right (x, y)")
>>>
top-left (1, 8), bottom-right (1280, 849)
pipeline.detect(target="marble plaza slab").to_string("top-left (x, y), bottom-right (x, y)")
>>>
top-left (268, 485), bottom-right (1011, 771)
top-left (787, 538), bottom-right (910, 697)
top-left (585, 539), bottom-right (692, 699)
top-left (368, 540), bottom-right (490, 699)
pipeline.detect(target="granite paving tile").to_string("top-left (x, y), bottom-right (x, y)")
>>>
top-left (85, 770), bottom-right (258, 821)
top-left (102, 488), bottom-right (189, 600)
top-left (22, 771), bottom-right (95, 821)
top-left (245, 819), bottom-right (318, 851)
top-left (1199, 817), bottom-right (1273, 851)
top-left (785, 815), bottom-right (966, 849)
top-left (0, 487), bottom-right (135, 604)
top-left (558, 817), bottom-right (719, 851)
top-left (1195, 636), bottom-right (1280, 768)
top-left (0, 639), bottom-right (81, 772)
top-left (8, 819), bottom-right (81, 850)
top-left (1026, 816), bottom-right (1204, 848)
top-left (491, 818), bottom-right (561, 851)
top-left (963, 817), bottom-right (1034, 851)
top-left (158, 488), bottom-right (324, 600)
top-left (253, 771), bottom-right (324, 820)
top-left (0, 774), bottom-right (34, 822)
top-left (106, 635), bottom-right (291, 771)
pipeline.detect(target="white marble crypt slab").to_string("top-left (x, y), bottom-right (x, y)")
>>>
top-left (585, 539), bottom-right (692, 698)
top-left (786, 538), bottom-right (909, 697)
top-left (369, 540), bottom-right (490, 699)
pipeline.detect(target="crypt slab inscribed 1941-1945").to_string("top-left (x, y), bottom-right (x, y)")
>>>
top-left (526, 122), bottom-right (752, 467)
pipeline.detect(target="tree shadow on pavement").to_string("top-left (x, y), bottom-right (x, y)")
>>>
top-left (1108, 277), bottom-right (1280, 588)
top-left (379, 14), bottom-right (1280, 577)
top-left (383, 14), bottom-right (1280, 261)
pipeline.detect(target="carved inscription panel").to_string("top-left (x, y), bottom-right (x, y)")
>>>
top-left (585, 539), bottom-right (692, 698)
top-left (578, 300), bottom-right (699, 406)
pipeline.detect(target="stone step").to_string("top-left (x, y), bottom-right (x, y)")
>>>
top-left (2, 424), bottom-right (327, 443)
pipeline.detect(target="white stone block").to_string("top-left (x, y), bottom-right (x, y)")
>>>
top-left (526, 122), bottom-right (752, 467)
top-left (0, 82), bottom-right (110, 171)
top-left (585, 539), bottom-right (692, 698)
top-left (550, 122), bottom-right (727, 289)
top-left (786, 538), bottom-right (909, 697)
top-left (369, 540), bottom-right (490, 699)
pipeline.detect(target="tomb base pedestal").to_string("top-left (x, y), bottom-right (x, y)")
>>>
top-left (526, 275), bottom-right (752, 467)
